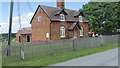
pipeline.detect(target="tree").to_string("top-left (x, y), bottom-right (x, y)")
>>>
top-left (80, 2), bottom-right (119, 33)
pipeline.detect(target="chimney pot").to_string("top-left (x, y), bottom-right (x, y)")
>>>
top-left (57, 0), bottom-right (65, 9)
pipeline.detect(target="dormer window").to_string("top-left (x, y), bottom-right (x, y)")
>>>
top-left (60, 14), bottom-right (65, 21)
top-left (79, 16), bottom-right (83, 22)
top-left (38, 16), bottom-right (42, 22)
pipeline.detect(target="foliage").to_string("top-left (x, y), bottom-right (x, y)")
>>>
top-left (80, 2), bottom-right (119, 33)
top-left (0, 33), bottom-right (16, 40)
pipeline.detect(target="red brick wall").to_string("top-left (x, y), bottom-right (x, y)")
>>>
top-left (79, 22), bottom-right (89, 38)
top-left (15, 31), bottom-right (31, 42)
top-left (15, 31), bottom-right (21, 42)
top-left (31, 7), bottom-right (51, 41)
top-left (50, 21), bottom-right (88, 40)
top-left (31, 7), bottom-right (88, 41)
top-left (50, 22), bottom-right (71, 40)
top-left (57, 0), bottom-right (65, 8)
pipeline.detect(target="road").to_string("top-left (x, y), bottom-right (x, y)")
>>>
top-left (51, 48), bottom-right (118, 66)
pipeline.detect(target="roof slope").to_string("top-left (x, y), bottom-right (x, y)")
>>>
top-left (18, 27), bottom-right (31, 34)
top-left (68, 22), bottom-right (81, 31)
top-left (30, 5), bottom-right (88, 23)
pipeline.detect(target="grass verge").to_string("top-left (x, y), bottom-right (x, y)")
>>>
top-left (3, 43), bottom-right (119, 66)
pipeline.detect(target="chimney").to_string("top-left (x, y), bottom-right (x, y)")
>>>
top-left (57, 0), bottom-right (65, 9)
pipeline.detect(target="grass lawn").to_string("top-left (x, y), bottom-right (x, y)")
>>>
top-left (2, 43), bottom-right (119, 66)
top-left (2, 41), bottom-right (18, 45)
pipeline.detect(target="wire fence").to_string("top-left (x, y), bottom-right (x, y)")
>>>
top-left (2, 35), bottom-right (119, 62)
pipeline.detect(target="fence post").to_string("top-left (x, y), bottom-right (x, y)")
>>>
top-left (100, 35), bottom-right (104, 46)
top-left (72, 38), bottom-right (76, 51)
top-left (20, 44), bottom-right (24, 60)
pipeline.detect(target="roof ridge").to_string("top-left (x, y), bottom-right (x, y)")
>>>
top-left (40, 5), bottom-right (80, 12)
top-left (40, 5), bottom-right (57, 9)
top-left (30, 5), bottom-right (88, 23)
top-left (21, 27), bottom-right (31, 30)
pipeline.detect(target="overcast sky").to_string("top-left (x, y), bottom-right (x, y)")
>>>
top-left (0, 1), bottom-right (88, 33)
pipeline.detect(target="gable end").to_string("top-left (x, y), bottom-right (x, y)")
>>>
top-left (30, 5), bottom-right (51, 24)
top-left (30, 5), bottom-right (40, 24)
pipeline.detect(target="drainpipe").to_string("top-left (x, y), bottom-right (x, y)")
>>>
top-left (50, 22), bottom-right (51, 40)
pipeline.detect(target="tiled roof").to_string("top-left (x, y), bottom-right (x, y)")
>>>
top-left (30, 5), bottom-right (88, 23)
top-left (68, 22), bottom-right (81, 31)
top-left (40, 5), bottom-right (88, 22)
top-left (18, 27), bottom-right (31, 34)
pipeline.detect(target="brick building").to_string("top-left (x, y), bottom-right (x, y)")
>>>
top-left (15, 27), bottom-right (31, 42)
top-left (30, 0), bottom-right (89, 41)
top-left (16, 0), bottom-right (89, 42)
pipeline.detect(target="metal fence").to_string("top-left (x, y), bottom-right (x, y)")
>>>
top-left (2, 35), bottom-right (119, 62)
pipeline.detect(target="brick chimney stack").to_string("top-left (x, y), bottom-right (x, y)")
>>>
top-left (57, 0), bottom-right (65, 9)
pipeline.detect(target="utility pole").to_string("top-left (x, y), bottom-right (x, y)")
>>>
top-left (7, 0), bottom-right (14, 56)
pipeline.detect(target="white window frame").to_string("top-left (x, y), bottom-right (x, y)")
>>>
top-left (60, 14), bottom-right (65, 21)
top-left (46, 33), bottom-right (49, 38)
top-left (60, 26), bottom-right (65, 38)
top-left (80, 27), bottom-right (83, 36)
top-left (38, 16), bottom-right (42, 22)
top-left (79, 16), bottom-right (83, 22)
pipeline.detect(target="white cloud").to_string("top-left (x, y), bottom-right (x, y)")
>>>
top-left (0, 12), bottom-right (34, 33)
top-left (0, 22), bottom-right (9, 33)
top-left (27, 12), bottom-right (34, 17)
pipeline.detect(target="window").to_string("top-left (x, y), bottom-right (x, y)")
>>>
top-left (79, 16), bottom-right (83, 22)
top-left (46, 33), bottom-right (49, 38)
top-left (60, 26), bottom-right (65, 37)
top-left (80, 27), bottom-right (83, 36)
top-left (60, 14), bottom-right (65, 21)
top-left (38, 16), bottom-right (42, 22)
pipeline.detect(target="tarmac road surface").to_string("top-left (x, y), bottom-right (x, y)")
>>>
top-left (52, 48), bottom-right (118, 66)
